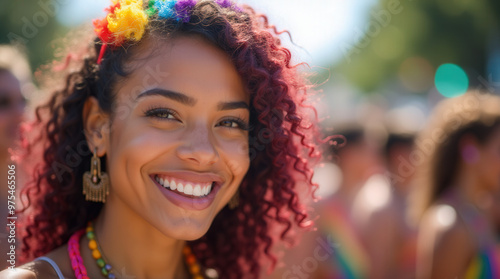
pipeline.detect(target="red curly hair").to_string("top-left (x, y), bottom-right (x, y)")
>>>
top-left (18, 1), bottom-right (320, 278)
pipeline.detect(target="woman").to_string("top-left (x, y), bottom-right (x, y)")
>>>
top-left (414, 92), bottom-right (500, 279)
top-left (0, 0), bottom-right (319, 278)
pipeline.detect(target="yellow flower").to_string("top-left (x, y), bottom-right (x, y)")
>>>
top-left (107, 0), bottom-right (148, 44)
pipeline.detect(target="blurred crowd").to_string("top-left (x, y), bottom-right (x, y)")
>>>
top-left (274, 90), bottom-right (500, 279)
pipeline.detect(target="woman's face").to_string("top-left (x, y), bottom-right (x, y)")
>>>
top-left (101, 36), bottom-right (250, 240)
top-left (476, 127), bottom-right (500, 193)
top-left (0, 71), bottom-right (25, 151)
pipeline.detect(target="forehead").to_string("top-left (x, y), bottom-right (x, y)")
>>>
top-left (117, 35), bottom-right (247, 101)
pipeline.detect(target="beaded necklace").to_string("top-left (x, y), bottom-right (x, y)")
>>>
top-left (68, 222), bottom-right (205, 279)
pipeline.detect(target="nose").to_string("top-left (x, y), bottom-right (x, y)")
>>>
top-left (176, 124), bottom-right (219, 166)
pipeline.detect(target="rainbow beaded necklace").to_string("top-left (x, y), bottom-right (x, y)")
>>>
top-left (68, 221), bottom-right (205, 279)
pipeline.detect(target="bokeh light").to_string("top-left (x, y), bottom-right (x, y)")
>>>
top-left (434, 63), bottom-right (469, 98)
top-left (398, 56), bottom-right (434, 93)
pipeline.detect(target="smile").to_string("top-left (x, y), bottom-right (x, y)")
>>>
top-left (154, 174), bottom-right (213, 197)
top-left (150, 171), bottom-right (224, 211)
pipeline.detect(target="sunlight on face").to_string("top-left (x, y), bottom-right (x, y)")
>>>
top-left (104, 36), bottom-right (250, 240)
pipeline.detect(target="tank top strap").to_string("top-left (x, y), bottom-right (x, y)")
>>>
top-left (34, 256), bottom-right (65, 279)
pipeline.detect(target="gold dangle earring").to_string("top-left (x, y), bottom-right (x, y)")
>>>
top-left (83, 148), bottom-right (110, 203)
top-left (228, 189), bottom-right (239, 209)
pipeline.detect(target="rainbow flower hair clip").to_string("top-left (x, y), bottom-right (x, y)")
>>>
top-left (93, 0), bottom-right (240, 64)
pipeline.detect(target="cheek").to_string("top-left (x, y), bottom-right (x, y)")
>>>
top-left (222, 139), bottom-right (250, 178)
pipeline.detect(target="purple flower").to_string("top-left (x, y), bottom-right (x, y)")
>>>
top-left (215, 0), bottom-right (242, 12)
top-left (174, 0), bottom-right (197, 23)
top-left (215, 0), bottom-right (231, 8)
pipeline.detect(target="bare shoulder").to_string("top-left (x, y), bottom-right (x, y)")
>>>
top-left (0, 261), bottom-right (51, 279)
top-left (419, 204), bottom-right (474, 253)
top-left (0, 267), bottom-right (36, 279)
top-left (421, 204), bottom-right (467, 236)
top-left (0, 244), bottom-right (73, 279)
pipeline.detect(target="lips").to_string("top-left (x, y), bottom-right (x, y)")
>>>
top-left (150, 171), bottom-right (224, 210)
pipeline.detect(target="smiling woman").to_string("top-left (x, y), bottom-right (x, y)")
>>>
top-left (0, 0), bottom-right (320, 279)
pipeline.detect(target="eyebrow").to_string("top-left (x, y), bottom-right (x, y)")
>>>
top-left (136, 87), bottom-right (249, 111)
top-left (218, 101), bottom-right (249, 111)
top-left (136, 88), bottom-right (196, 106)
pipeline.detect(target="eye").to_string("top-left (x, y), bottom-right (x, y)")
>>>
top-left (217, 118), bottom-right (249, 131)
top-left (144, 107), bottom-right (179, 121)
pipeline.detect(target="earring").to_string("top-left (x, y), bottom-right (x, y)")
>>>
top-left (83, 148), bottom-right (110, 203)
top-left (228, 190), bottom-right (239, 209)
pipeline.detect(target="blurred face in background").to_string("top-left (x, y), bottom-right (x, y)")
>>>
top-left (474, 127), bottom-right (500, 193)
top-left (387, 142), bottom-right (415, 192)
top-left (338, 136), bottom-right (382, 183)
top-left (0, 70), bottom-right (25, 151)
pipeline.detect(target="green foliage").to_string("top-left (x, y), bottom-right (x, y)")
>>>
top-left (334, 0), bottom-right (499, 93)
top-left (0, 0), bottom-right (68, 75)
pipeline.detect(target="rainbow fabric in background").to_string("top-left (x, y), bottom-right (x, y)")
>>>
top-left (319, 202), bottom-right (369, 279)
top-left (465, 246), bottom-right (500, 279)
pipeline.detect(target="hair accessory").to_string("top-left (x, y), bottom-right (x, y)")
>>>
top-left (93, 0), bottom-right (242, 64)
top-left (174, 0), bottom-right (197, 22)
top-left (83, 148), bottom-right (110, 203)
top-left (214, 0), bottom-right (231, 8)
top-left (94, 0), bottom-right (149, 64)
top-left (215, 0), bottom-right (242, 12)
top-left (148, 0), bottom-right (176, 18)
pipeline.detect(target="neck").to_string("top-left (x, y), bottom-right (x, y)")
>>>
top-left (92, 194), bottom-right (188, 278)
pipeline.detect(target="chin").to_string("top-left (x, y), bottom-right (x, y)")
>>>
top-left (160, 218), bottom-right (213, 241)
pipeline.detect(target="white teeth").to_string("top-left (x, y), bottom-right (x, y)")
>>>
top-left (155, 176), bottom-right (215, 197)
top-left (184, 184), bottom-right (193, 195)
top-left (193, 185), bottom-right (202, 196)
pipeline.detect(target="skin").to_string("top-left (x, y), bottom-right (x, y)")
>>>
top-left (2, 35), bottom-right (251, 278)
top-left (417, 129), bottom-right (500, 279)
top-left (335, 139), bottom-right (382, 204)
top-left (352, 141), bottom-right (417, 279)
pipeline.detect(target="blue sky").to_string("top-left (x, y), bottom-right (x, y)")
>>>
top-left (57, 0), bottom-right (376, 67)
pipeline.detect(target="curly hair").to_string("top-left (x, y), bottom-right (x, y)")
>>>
top-left (411, 91), bottom-right (500, 222)
top-left (18, 1), bottom-right (320, 278)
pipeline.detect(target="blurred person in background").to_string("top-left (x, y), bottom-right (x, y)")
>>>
top-left (350, 130), bottom-right (418, 279)
top-left (0, 45), bottom-right (29, 269)
top-left (311, 124), bottom-right (382, 278)
top-left (414, 91), bottom-right (500, 279)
